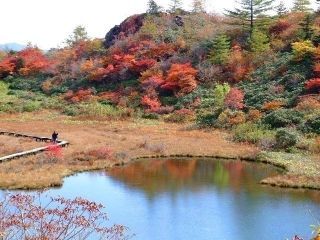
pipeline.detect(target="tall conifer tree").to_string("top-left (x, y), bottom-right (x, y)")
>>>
top-left (225, 0), bottom-right (275, 35)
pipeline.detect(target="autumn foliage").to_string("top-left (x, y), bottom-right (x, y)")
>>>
top-left (224, 88), bottom-right (245, 110)
top-left (0, 47), bottom-right (49, 77)
top-left (64, 89), bottom-right (94, 103)
top-left (162, 63), bottom-right (198, 96)
top-left (305, 78), bottom-right (320, 93)
top-left (0, 192), bottom-right (127, 239)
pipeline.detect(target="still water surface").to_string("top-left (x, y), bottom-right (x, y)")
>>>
top-left (10, 159), bottom-right (320, 239)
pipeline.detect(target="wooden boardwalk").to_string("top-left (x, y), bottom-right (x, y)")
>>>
top-left (0, 131), bottom-right (69, 163)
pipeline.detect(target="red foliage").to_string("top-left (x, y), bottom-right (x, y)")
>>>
top-left (64, 88), bottom-right (94, 103)
top-left (45, 144), bottom-right (63, 160)
top-left (162, 63), bottom-right (198, 95)
top-left (147, 43), bottom-right (176, 59)
top-left (98, 91), bottom-right (121, 104)
top-left (226, 44), bottom-right (250, 83)
top-left (0, 192), bottom-right (127, 239)
top-left (0, 56), bottom-right (18, 76)
top-left (17, 47), bottom-right (50, 76)
top-left (140, 69), bottom-right (165, 90)
top-left (130, 58), bottom-right (156, 73)
top-left (224, 88), bottom-right (245, 110)
top-left (305, 78), bottom-right (320, 93)
top-left (141, 95), bottom-right (161, 112)
top-left (269, 19), bottom-right (291, 35)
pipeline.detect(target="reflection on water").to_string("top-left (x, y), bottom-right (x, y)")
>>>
top-left (107, 158), bottom-right (320, 202)
top-left (3, 158), bottom-right (320, 240)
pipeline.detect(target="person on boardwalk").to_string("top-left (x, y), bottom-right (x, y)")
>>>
top-left (51, 131), bottom-right (59, 143)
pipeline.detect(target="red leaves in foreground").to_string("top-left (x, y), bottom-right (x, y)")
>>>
top-left (0, 192), bottom-right (128, 240)
top-left (224, 88), bottom-right (245, 110)
top-left (305, 78), bottom-right (320, 93)
top-left (46, 144), bottom-right (63, 161)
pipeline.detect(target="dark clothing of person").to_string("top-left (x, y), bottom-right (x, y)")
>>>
top-left (52, 132), bottom-right (58, 143)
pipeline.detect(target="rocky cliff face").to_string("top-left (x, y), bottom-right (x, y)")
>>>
top-left (104, 14), bottom-right (146, 48)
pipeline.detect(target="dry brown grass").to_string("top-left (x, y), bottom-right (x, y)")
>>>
top-left (0, 135), bottom-right (46, 157)
top-left (0, 111), bottom-right (319, 191)
top-left (0, 112), bottom-right (259, 189)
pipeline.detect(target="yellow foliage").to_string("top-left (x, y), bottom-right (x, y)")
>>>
top-left (292, 40), bottom-right (316, 61)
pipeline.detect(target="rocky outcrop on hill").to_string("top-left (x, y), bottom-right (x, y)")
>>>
top-left (104, 14), bottom-right (146, 48)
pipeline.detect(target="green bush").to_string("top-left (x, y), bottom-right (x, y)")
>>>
top-left (233, 123), bottom-right (275, 144)
top-left (9, 77), bottom-right (43, 91)
top-left (62, 105), bottom-right (80, 116)
top-left (301, 116), bottom-right (320, 134)
top-left (263, 109), bottom-right (304, 128)
top-left (79, 102), bottom-right (126, 119)
top-left (22, 101), bottom-right (41, 112)
top-left (275, 128), bottom-right (299, 149)
top-left (196, 109), bottom-right (221, 127)
top-left (0, 102), bottom-right (18, 113)
top-left (141, 112), bottom-right (160, 120)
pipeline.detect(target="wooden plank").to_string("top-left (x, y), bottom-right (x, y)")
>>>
top-left (0, 131), bottom-right (69, 163)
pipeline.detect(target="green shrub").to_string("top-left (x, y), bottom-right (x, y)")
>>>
top-left (0, 102), bottom-right (18, 113)
top-left (263, 109), bottom-right (304, 128)
top-left (233, 123), bottom-right (275, 144)
top-left (9, 77), bottom-right (43, 91)
top-left (62, 105), bottom-right (80, 116)
top-left (22, 101), bottom-right (41, 112)
top-left (275, 128), bottom-right (299, 149)
top-left (79, 102), bottom-right (126, 119)
top-left (142, 112), bottom-right (160, 120)
top-left (301, 116), bottom-right (320, 134)
top-left (196, 109), bottom-right (221, 127)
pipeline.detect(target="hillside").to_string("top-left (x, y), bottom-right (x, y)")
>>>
top-left (0, 9), bottom-right (319, 154)
top-left (0, 42), bottom-right (26, 51)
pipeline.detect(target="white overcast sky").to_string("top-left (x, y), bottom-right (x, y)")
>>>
top-left (0, 0), bottom-right (318, 49)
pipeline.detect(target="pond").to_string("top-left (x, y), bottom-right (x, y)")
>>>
top-left (4, 158), bottom-right (320, 240)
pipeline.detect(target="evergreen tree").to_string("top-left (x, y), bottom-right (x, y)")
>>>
top-left (169, 0), bottom-right (183, 13)
top-left (192, 0), bottom-right (206, 13)
top-left (292, 0), bottom-right (311, 12)
top-left (147, 0), bottom-right (162, 14)
top-left (300, 14), bottom-right (314, 40)
top-left (249, 29), bottom-right (270, 53)
top-left (208, 34), bottom-right (231, 64)
top-left (225, 0), bottom-right (275, 35)
top-left (276, 1), bottom-right (288, 16)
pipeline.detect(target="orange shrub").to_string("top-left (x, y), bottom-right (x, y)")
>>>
top-left (247, 109), bottom-right (263, 122)
top-left (262, 100), bottom-right (285, 111)
top-left (162, 63), bottom-right (197, 96)
top-left (296, 96), bottom-right (320, 112)
top-left (64, 89), bottom-right (94, 103)
top-left (226, 44), bottom-right (251, 83)
top-left (312, 137), bottom-right (320, 154)
top-left (18, 47), bottom-right (50, 76)
top-left (228, 112), bottom-right (246, 126)
top-left (0, 56), bottom-right (17, 76)
top-left (141, 95), bottom-right (161, 112)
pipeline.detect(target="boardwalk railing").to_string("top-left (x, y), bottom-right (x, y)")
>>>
top-left (0, 131), bottom-right (69, 163)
